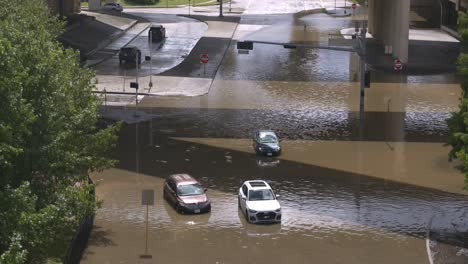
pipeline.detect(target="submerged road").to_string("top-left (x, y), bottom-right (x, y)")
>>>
top-left (84, 1), bottom-right (467, 263)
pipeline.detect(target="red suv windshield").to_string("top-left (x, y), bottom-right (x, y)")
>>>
top-left (177, 183), bottom-right (204, 196)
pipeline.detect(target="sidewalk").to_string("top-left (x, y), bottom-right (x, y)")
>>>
top-left (93, 15), bottom-right (240, 101)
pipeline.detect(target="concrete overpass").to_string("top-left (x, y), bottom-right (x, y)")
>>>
top-left (47, 0), bottom-right (117, 15)
top-left (50, 0), bottom-right (462, 65)
top-left (368, 0), bottom-right (465, 63)
top-left (46, 0), bottom-right (81, 16)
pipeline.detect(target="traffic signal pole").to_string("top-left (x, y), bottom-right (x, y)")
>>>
top-left (358, 23), bottom-right (367, 121)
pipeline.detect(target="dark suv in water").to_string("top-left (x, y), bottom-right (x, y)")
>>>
top-left (253, 130), bottom-right (281, 156)
top-left (163, 174), bottom-right (211, 214)
top-left (119, 47), bottom-right (141, 64)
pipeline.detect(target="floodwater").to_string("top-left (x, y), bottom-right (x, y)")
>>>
top-left (83, 118), bottom-right (468, 264)
top-left (84, 1), bottom-right (467, 263)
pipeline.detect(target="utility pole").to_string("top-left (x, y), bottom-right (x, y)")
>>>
top-left (219, 0), bottom-right (223, 17)
top-left (135, 50), bottom-right (139, 117)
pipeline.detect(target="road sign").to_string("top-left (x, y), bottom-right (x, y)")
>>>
top-left (141, 189), bottom-right (154, 206)
top-left (394, 59), bottom-right (403, 71)
top-left (130, 82), bottom-right (139, 89)
top-left (352, 3), bottom-right (357, 9)
top-left (140, 189), bottom-right (154, 259)
top-left (237, 41), bottom-right (253, 50)
top-left (200, 54), bottom-right (209, 64)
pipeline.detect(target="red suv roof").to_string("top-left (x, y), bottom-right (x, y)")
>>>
top-left (169, 174), bottom-right (198, 185)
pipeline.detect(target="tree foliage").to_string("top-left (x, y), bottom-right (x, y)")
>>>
top-left (0, 0), bottom-right (119, 262)
top-left (448, 11), bottom-right (468, 190)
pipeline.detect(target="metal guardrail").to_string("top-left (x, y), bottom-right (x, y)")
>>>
top-left (62, 214), bottom-right (95, 264)
top-left (328, 33), bottom-right (357, 47)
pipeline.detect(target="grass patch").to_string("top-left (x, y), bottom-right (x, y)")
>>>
top-left (195, 0), bottom-right (230, 7)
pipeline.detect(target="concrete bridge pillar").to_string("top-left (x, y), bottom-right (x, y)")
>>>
top-left (368, 0), bottom-right (375, 34)
top-left (367, 0), bottom-right (410, 63)
top-left (88, 0), bottom-right (101, 11)
top-left (394, 0), bottom-right (410, 63)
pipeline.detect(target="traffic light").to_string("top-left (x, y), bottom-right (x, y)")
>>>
top-left (237, 41), bottom-right (253, 50)
top-left (364, 70), bottom-right (371, 88)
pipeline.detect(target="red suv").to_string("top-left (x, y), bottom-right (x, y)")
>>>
top-left (163, 174), bottom-right (211, 214)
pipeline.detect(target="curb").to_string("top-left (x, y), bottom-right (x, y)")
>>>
top-left (293, 8), bottom-right (326, 18)
top-left (367, 63), bottom-right (457, 75)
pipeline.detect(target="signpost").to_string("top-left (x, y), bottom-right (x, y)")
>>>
top-left (140, 189), bottom-right (154, 259)
top-left (200, 53), bottom-right (209, 75)
top-left (219, 0), bottom-right (223, 17)
top-left (132, 50), bottom-right (140, 117)
top-left (148, 29), bottom-right (153, 89)
top-left (394, 59), bottom-right (403, 71)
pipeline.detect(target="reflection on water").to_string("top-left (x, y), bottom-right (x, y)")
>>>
top-left (99, 119), bottom-right (468, 255)
top-left (114, 107), bottom-right (449, 142)
top-left (88, 162), bottom-right (468, 264)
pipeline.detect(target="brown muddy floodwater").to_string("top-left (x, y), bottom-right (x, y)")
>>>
top-left (82, 118), bottom-right (468, 264)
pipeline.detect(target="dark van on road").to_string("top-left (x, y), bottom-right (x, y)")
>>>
top-left (148, 25), bottom-right (166, 43)
top-left (163, 174), bottom-right (211, 214)
top-left (119, 47), bottom-right (141, 64)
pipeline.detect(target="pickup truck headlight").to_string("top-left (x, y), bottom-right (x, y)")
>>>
top-left (275, 208), bottom-right (281, 213)
top-left (248, 209), bottom-right (257, 213)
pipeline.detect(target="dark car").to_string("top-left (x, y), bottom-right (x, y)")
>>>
top-left (253, 130), bottom-right (281, 156)
top-left (148, 25), bottom-right (166, 43)
top-left (119, 47), bottom-right (141, 64)
top-left (163, 174), bottom-right (211, 214)
top-left (102, 2), bottom-right (123, 12)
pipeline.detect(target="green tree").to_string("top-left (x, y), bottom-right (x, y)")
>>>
top-left (447, 11), bottom-right (468, 191)
top-left (0, 0), bottom-right (119, 262)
